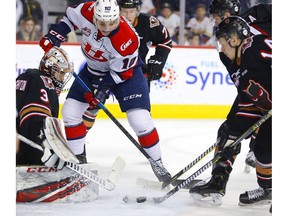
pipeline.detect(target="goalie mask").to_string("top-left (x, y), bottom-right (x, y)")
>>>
top-left (39, 47), bottom-right (74, 95)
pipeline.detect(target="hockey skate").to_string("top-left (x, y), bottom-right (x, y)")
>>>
top-left (150, 158), bottom-right (171, 183)
top-left (76, 145), bottom-right (87, 164)
top-left (239, 187), bottom-right (272, 206)
top-left (189, 174), bottom-right (228, 206)
top-left (244, 150), bottom-right (256, 173)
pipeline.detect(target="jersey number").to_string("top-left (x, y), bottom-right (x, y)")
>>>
top-left (261, 39), bottom-right (272, 59)
top-left (40, 89), bottom-right (49, 102)
top-left (122, 56), bottom-right (137, 70)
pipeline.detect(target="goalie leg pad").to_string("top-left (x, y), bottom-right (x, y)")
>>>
top-left (43, 117), bottom-right (79, 163)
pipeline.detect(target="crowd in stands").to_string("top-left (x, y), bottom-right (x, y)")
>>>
top-left (16, 0), bottom-right (272, 46)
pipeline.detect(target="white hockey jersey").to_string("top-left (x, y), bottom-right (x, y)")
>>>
top-left (62, 2), bottom-right (140, 84)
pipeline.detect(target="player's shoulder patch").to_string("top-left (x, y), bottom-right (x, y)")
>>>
top-left (109, 18), bottom-right (139, 56)
top-left (149, 16), bottom-right (160, 28)
top-left (138, 13), bottom-right (159, 28)
top-left (80, 1), bottom-right (94, 22)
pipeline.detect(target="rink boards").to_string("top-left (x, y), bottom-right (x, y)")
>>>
top-left (16, 42), bottom-right (236, 119)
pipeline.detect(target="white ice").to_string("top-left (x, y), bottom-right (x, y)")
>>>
top-left (15, 119), bottom-right (273, 216)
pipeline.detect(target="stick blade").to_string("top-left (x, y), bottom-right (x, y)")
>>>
top-left (107, 156), bottom-right (126, 186)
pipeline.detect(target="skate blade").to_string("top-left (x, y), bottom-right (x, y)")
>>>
top-left (238, 199), bottom-right (272, 206)
top-left (190, 193), bottom-right (223, 206)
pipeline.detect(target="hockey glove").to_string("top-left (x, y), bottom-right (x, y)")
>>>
top-left (84, 92), bottom-right (99, 109)
top-left (39, 25), bottom-right (67, 52)
top-left (41, 140), bottom-right (65, 170)
top-left (216, 121), bottom-right (241, 158)
top-left (147, 55), bottom-right (165, 81)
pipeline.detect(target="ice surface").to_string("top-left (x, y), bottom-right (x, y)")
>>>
top-left (16, 119), bottom-right (273, 216)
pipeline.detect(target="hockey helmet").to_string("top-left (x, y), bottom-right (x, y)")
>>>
top-left (94, 0), bottom-right (120, 22)
top-left (215, 16), bottom-right (250, 41)
top-left (209, 0), bottom-right (241, 16)
top-left (39, 47), bottom-right (74, 94)
top-left (118, 0), bottom-right (140, 8)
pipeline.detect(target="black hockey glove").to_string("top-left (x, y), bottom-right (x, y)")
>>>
top-left (216, 121), bottom-right (241, 158)
top-left (83, 76), bottom-right (111, 109)
top-left (147, 55), bottom-right (165, 81)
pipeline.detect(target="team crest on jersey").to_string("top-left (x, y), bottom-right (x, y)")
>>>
top-left (40, 75), bottom-right (55, 90)
top-left (81, 27), bottom-right (91, 37)
top-left (149, 16), bottom-right (160, 28)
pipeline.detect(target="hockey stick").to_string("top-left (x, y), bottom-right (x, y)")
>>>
top-left (72, 72), bottom-right (168, 178)
top-left (161, 142), bottom-right (216, 189)
top-left (123, 110), bottom-right (272, 204)
top-left (17, 134), bottom-right (116, 191)
top-left (136, 142), bottom-right (216, 190)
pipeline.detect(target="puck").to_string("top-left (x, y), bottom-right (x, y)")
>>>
top-left (136, 196), bottom-right (147, 203)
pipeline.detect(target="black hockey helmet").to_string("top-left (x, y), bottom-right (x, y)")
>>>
top-left (215, 16), bottom-right (250, 41)
top-left (209, 0), bottom-right (241, 16)
top-left (118, 0), bottom-right (139, 8)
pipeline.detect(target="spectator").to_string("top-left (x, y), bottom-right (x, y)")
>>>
top-left (186, 3), bottom-right (213, 45)
top-left (139, 0), bottom-right (156, 15)
top-left (157, 2), bottom-right (180, 37)
top-left (21, 0), bottom-right (43, 35)
top-left (16, 16), bottom-right (41, 41)
top-left (160, 0), bottom-right (180, 12)
top-left (188, 33), bottom-right (200, 46)
top-left (171, 26), bottom-right (190, 46)
top-left (185, 0), bottom-right (210, 18)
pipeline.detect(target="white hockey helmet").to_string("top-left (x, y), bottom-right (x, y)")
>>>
top-left (94, 0), bottom-right (120, 22)
top-left (39, 47), bottom-right (74, 94)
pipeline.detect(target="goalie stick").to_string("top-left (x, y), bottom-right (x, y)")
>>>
top-left (136, 142), bottom-right (216, 190)
top-left (73, 72), bottom-right (168, 179)
top-left (17, 133), bottom-right (125, 191)
top-left (123, 110), bottom-right (272, 204)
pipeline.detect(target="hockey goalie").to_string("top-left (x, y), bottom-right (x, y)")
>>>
top-left (16, 47), bottom-right (99, 202)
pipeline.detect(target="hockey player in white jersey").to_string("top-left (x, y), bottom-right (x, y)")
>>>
top-left (39, 0), bottom-right (171, 183)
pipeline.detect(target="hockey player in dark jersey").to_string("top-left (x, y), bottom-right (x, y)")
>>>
top-left (208, 0), bottom-right (272, 173)
top-left (16, 47), bottom-right (74, 167)
top-left (118, 0), bottom-right (172, 83)
top-left (82, 0), bottom-right (172, 131)
top-left (190, 16), bottom-right (272, 206)
top-left (189, 0), bottom-right (272, 206)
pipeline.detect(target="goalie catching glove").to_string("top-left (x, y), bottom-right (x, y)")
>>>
top-left (41, 139), bottom-right (65, 170)
top-left (147, 55), bottom-right (165, 81)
